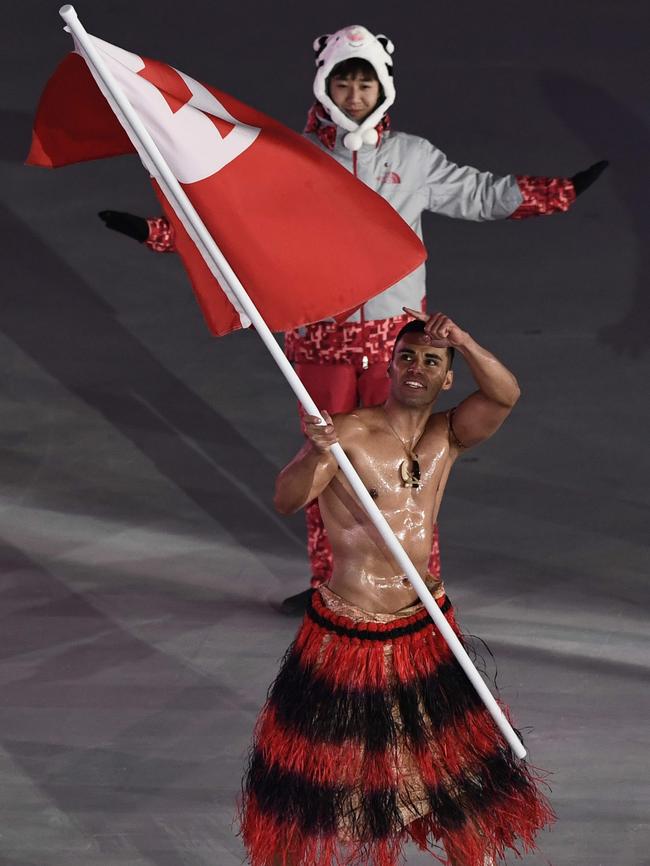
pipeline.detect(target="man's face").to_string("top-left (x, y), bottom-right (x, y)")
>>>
top-left (328, 72), bottom-right (381, 122)
top-left (388, 335), bottom-right (454, 407)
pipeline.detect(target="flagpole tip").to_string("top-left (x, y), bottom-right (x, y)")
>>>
top-left (59, 5), bottom-right (77, 21)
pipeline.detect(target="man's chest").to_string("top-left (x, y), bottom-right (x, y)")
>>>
top-left (343, 432), bottom-right (450, 500)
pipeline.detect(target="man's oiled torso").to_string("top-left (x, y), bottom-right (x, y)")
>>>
top-left (320, 408), bottom-right (456, 612)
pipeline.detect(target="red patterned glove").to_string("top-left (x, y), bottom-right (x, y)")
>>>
top-left (509, 175), bottom-right (576, 219)
top-left (145, 216), bottom-right (176, 252)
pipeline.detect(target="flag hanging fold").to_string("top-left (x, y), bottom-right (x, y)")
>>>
top-left (28, 37), bottom-right (426, 336)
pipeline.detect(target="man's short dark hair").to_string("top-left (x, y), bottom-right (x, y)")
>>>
top-left (327, 59), bottom-right (385, 101)
top-left (391, 319), bottom-right (455, 369)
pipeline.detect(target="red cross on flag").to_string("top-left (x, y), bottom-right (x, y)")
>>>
top-left (27, 33), bottom-right (426, 336)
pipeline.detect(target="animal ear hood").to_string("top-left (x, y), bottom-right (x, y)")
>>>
top-left (312, 25), bottom-right (395, 150)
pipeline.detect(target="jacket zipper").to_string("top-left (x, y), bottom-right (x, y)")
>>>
top-left (351, 150), bottom-right (369, 369)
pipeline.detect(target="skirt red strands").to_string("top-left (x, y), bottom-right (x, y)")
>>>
top-left (240, 588), bottom-right (555, 866)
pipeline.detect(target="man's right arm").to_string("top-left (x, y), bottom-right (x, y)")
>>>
top-left (274, 412), bottom-right (340, 515)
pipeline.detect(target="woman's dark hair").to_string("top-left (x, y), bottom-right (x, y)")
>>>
top-left (391, 319), bottom-right (455, 369)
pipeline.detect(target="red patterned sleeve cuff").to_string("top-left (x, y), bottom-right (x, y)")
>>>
top-left (145, 216), bottom-right (176, 252)
top-left (509, 175), bottom-right (576, 220)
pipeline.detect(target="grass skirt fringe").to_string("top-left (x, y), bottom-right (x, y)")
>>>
top-left (240, 588), bottom-right (554, 866)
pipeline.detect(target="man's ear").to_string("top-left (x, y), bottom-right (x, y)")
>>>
top-left (442, 370), bottom-right (454, 391)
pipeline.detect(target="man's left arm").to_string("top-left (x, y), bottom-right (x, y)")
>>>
top-left (405, 309), bottom-right (520, 448)
top-left (449, 333), bottom-right (521, 449)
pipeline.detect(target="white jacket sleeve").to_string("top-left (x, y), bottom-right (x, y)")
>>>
top-left (422, 139), bottom-right (523, 221)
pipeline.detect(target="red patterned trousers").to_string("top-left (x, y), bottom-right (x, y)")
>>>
top-left (286, 313), bottom-right (441, 587)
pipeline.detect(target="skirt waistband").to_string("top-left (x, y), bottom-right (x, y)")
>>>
top-left (308, 586), bottom-right (452, 641)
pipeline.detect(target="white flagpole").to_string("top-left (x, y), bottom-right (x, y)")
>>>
top-left (59, 4), bottom-right (526, 759)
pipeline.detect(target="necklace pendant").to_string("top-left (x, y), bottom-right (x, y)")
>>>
top-left (400, 459), bottom-right (420, 489)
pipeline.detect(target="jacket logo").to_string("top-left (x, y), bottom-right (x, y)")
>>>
top-left (377, 170), bottom-right (401, 184)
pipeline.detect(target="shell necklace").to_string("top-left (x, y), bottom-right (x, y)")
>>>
top-left (382, 410), bottom-right (425, 489)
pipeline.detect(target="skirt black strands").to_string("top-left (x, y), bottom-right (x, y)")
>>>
top-left (239, 588), bottom-right (554, 866)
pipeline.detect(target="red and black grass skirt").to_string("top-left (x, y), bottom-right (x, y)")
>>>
top-left (240, 587), bottom-right (554, 866)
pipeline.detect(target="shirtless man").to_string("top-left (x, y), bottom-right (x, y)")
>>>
top-left (240, 311), bottom-right (553, 866)
top-left (275, 307), bottom-right (519, 613)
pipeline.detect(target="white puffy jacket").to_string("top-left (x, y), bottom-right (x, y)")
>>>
top-left (304, 124), bottom-right (523, 323)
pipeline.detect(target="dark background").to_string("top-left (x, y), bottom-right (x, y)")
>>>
top-left (0, 2), bottom-right (648, 865)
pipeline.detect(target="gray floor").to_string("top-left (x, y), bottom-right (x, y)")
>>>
top-left (1, 1), bottom-right (649, 864)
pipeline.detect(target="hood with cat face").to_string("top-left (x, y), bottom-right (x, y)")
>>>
top-left (312, 25), bottom-right (395, 151)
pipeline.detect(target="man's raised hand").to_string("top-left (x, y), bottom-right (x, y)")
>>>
top-left (403, 308), bottom-right (468, 348)
top-left (303, 412), bottom-right (338, 454)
